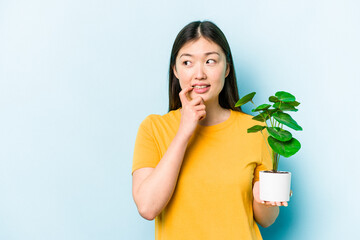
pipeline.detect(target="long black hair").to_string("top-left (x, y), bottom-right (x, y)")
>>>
top-left (168, 20), bottom-right (241, 112)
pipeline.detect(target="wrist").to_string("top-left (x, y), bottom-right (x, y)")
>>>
top-left (175, 130), bottom-right (192, 143)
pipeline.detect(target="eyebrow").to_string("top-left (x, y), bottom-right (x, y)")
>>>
top-left (179, 51), bottom-right (220, 58)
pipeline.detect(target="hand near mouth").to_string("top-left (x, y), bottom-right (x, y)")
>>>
top-left (178, 86), bottom-right (206, 140)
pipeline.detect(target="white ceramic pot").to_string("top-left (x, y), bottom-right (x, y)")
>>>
top-left (260, 171), bottom-right (291, 202)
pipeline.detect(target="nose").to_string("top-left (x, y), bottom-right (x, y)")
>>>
top-left (194, 63), bottom-right (206, 80)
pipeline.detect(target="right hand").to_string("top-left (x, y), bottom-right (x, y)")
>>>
top-left (178, 86), bottom-right (206, 139)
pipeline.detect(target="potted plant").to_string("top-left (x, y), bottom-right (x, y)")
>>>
top-left (235, 91), bottom-right (302, 202)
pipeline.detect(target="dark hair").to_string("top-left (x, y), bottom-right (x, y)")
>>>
top-left (168, 20), bottom-right (242, 112)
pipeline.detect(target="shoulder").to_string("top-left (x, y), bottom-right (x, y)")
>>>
top-left (139, 109), bottom-right (181, 129)
top-left (229, 110), bottom-right (267, 143)
top-left (231, 110), bottom-right (265, 127)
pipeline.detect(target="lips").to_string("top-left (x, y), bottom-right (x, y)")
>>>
top-left (192, 84), bottom-right (210, 94)
top-left (193, 85), bottom-right (209, 89)
top-left (192, 83), bottom-right (210, 89)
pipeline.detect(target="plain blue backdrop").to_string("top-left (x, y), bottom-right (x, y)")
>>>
top-left (1, 0), bottom-right (359, 239)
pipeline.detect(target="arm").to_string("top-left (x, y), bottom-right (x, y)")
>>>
top-left (132, 87), bottom-right (206, 220)
top-left (253, 181), bottom-right (287, 228)
top-left (132, 132), bottom-right (191, 220)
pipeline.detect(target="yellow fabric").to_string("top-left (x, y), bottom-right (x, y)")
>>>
top-left (132, 109), bottom-right (272, 240)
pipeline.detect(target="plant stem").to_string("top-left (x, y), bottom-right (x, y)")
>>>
top-left (273, 153), bottom-right (279, 172)
top-left (260, 130), bottom-right (274, 170)
top-left (251, 101), bottom-right (257, 108)
top-left (269, 117), bottom-right (274, 128)
top-left (273, 152), bottom-right (276, 171)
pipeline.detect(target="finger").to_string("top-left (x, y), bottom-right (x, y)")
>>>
top-left (282, 202), bottom-right (288, 207)
top-left (269, 201), bottom-right (276, 206)
top-left (262, 201), bottom-right (273, 208)
top-left (189, 96), bottom-right (204, 106)
top-left (179, 87), bottom-right (193, 104)
top-left (198, 110), bottom-right (206, 120)
top-left (199, 96), bottom-right (205, 105)
top-left (264, 201), bottom-right (272, 206)
top-left (275, 202), bottom-right (281, 206)
top-left (194, 104), bottom-right (206, 111)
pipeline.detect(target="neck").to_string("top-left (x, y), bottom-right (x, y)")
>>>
top-left (198, 100), bottom-right (230, 126)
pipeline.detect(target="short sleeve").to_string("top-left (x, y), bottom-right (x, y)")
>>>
top-left (131, 115), bottom-right (160, 175)
top-left (252, 130), bottom-right (273, 184)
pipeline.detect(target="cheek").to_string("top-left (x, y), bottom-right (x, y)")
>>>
top-left (176, 70), bottom-right (192, 88)
top-left (178, 81), bottom-right (185, 90)
top-left (213, 70), bottom-right (226, 92)
top-left (178, 78), bottom-right (190, 90)
top-left (215, 79), bottom-right (225, 94)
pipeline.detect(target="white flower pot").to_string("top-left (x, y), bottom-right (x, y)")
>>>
top-left (260, 171), bottom-right (291, 202)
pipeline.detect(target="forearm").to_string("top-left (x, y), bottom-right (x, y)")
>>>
top-left (136, 132), bottom-right (190, 220)
top-left (253, 200), bottom-right (279, 228)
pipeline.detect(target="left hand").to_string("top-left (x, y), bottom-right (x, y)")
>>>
top-left (253, 181), bottom-right (289, 207)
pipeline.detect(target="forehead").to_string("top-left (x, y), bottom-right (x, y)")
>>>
top-left (178, 37), bottom-right (223, 56)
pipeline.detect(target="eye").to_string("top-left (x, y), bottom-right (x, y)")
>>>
top-left (182, 60), bottom-right (191, 66)
top-left (206, 59), bottom-right (216, 64)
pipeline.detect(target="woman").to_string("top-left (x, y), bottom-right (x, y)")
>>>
top-left (132, 20), bottom-right (288, 239)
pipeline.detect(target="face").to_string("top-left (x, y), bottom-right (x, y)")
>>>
top-left (173, 37), bottom-right (230, 105)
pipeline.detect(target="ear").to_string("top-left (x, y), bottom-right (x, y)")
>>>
top-left (225, 63), bottom-right (230, 78)
top-left (173, 65), bottom-right (179, 79)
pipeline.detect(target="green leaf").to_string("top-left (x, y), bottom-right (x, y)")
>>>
top-left (269, 96), bottom-right (279, 103)
top-left (288, 101), bottom-right (300, 107)
top-left (273, 112), bottom-right (303, 131)
top-left (267, 108), bottom-right (278, 117)
top-left (267, 127), bottom-right (292, 141)
top-left (252, 104), bottom-right (271, 112)
top-left (252, 112), bottom-right (269, 122)
top-left (235, 92), bottom-right (256, 107)
top-left (275, 91), bottom-right (296, 102)
top-left (268, 136), bottom-right (301, 158)
top-left (247, 125), bottom-right (266, 133)
top-left (273, 102), bottom-right (298, 112)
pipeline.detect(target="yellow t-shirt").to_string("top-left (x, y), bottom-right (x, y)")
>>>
top-left (132, 109), bottom-right (272, 240)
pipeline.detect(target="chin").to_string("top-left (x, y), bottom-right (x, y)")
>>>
top-left (191, 93), bottom-right (208, 101)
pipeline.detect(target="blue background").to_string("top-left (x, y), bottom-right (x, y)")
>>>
top-left (1, 0), bottom-right (359, 239)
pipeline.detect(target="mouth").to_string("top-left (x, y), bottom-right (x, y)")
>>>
top-left (192, 84), bottom-right (211, 94)
top-left (192, 84), bottom-right (211, 89)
